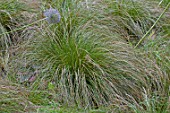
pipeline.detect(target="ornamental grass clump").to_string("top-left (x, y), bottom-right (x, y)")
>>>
top-left (29, 30), bottom-right (168, 109)
top-left (29, 27), bottom-right (116, 107)
top-left (27, 0), bottom-right (116, 107)
top-left (24, 0), bottom-right (169, 109)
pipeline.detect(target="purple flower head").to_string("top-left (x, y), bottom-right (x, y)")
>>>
top-left (44, 8), bottom-right (61, 24)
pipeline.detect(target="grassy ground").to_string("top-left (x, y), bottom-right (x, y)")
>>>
top-left (0, 0), bottom-right (170, 112)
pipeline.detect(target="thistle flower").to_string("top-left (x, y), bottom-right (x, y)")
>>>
top-left (44, 8), bottom-right (61, 24)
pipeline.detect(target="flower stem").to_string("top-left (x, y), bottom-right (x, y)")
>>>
top-left (134, 2), bottom-right (170, 48)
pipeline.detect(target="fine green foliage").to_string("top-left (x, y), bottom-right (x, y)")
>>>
top-left (94, 0), bottom-right (156, 45)
top-left (0, 0), bottom-right (26, 25)
top-left (128, 93), bottom-right (170, 113)
top-left (0, 0), bottom-right (30, 77)
top-left (0, 79), bottom-right (35, 113)
top-left (28, 0), bottom-right (116, 107)
top-left (1, 0), bottom-right (170, 112)
top-left (25, 0), bottom-right (169, 109)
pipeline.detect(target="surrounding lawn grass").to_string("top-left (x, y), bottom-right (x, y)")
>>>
top-left (0, 0), bottom-right (170, 112)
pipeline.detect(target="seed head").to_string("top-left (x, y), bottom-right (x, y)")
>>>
top-left (44, 8), bottom-right (61, 24)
